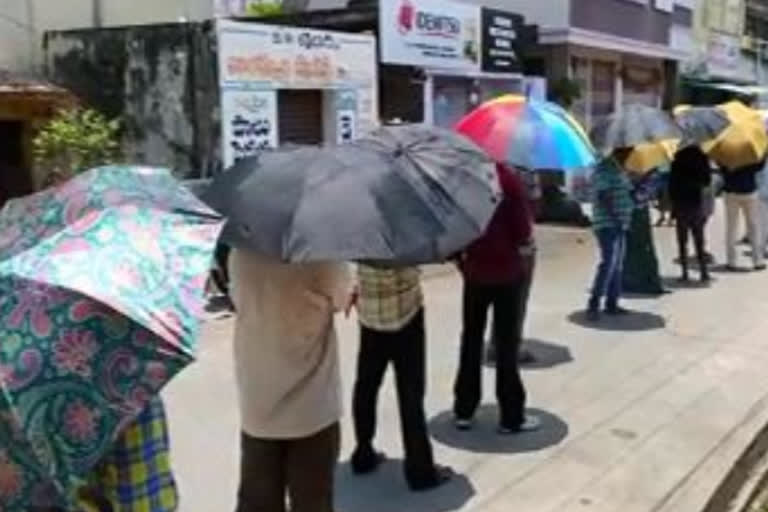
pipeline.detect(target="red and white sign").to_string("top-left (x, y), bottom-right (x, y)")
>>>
top-left (379, 0), bottom-right (480, 71)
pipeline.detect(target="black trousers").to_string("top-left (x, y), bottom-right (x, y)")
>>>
top-left (236, 423), bottom-right (340, 512)
top-left (674, 205), bottom-right (708, 278)
top-left (454, 281), bottom-right (527, 428)
top-left (352, 309), bottom-right (436, 486)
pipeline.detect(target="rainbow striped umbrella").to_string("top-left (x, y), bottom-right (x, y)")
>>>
top-left (455, 94), bottom-right (597, 170)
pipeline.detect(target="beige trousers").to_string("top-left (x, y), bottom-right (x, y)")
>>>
top-left (725, 193), bottom-right (764, 267)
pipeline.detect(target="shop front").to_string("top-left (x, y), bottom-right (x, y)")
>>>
top-left (378, 0), bottom-right (530, 129)
top-left (216, 20), bottom-right (378, 167)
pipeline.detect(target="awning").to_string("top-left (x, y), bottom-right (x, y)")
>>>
top-left (683, 80), bottom-right (768, 97)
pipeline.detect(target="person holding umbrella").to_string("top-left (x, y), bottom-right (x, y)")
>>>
top-left (228, 249), bottom-right (354, 512)
top-left (201, 126), bottom-right (499, 510)
top-left (0, 166), bottom-right (223, 511)
top-left (455, 94), bottom-right (597, 367)
top-left (586, 148), bottom-right (636, 321)
top-left (669, 145), bottom-right (712, 282)
top-left (453, 163), bottom-right (540, 434)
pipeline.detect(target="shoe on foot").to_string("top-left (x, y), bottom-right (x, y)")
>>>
top-left (351, 448), bottom-right (386, 475)
top-left (408, 466), bottom-right (454, 492)
top-left (454, 417), bottom-right (474, 431)
top-left (498, 415), bottom-right (542, 435)
top-left (755, 264), bottom-right (767, 271)
top-left (604, 306), bottom-right (630, 316)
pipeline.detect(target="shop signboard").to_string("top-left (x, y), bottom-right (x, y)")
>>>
top-left (217, 20), bottom-right (378, 166)
top-left (221, 90), bottom-right (278, 166)
top-left (379, 0), bottom-right (481, 71)
top-left (480, 8), bottom-right (523, 74)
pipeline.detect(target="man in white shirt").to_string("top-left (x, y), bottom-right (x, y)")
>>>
top-left (229, 249), bottom-right (353, 512)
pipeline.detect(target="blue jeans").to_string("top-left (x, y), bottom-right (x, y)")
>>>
top-left (589, 228), bottom-right (627, 311)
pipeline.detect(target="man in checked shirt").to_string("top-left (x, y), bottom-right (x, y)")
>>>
top-left (350, 264), bottom-right (452, 491)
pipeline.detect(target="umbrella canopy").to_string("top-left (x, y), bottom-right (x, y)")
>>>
top-left (204, 125), bottom-right (500, 264)
top-left (625, 139), bottom-right (679, 174)
top-left (590, 104), bottom-right (682, 156)
top-left (0, 166), bottom-right (223, 510)
top-left (455, 94), bottom-right (597, 170)
top-left (673, 106), bottom-right (731, 145)
top-left (705, 101), bottom-right (768, 169)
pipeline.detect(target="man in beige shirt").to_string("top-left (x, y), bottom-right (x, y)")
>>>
top-left (229, 249), bottom-right (353, 512)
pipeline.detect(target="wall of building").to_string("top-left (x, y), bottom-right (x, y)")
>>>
top-left (0, 0), bottom-right (213, 72)
top-left (45, 22), bottom-right (221, 178)
top-left (570, 0), bottom-right (673, 45)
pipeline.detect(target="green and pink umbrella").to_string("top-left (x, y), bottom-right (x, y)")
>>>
top-left (0, 166), bottom-right (223, 510)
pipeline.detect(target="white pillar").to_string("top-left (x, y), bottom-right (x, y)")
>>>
top-left (423, 74), bottom-right (434, 126)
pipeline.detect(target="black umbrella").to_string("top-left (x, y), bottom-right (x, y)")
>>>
top-left (590, 104), bottom-right (682, 155)
top-left (203, 125), bottom-right (500, 263)
top-left (674, 106), bottom-right (730, 146)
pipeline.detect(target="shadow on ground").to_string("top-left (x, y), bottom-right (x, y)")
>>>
top-left (428, 406), bottom-right (568, 454)
top-left (336, 460), bottom-right (475, 512)
top-left (660, 276), bottom-right (715, 290)
top-left (520, 339), bottom-right (574, 370)
top-left (567, 310), bottom-right (666, 331)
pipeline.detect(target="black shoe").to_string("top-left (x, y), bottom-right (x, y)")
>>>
top-left (498, 414), bottom-right (542, 435)
top-left (408, 466), bottom-right (454, 492)
top-left (351, 448), bottom-right (386, 475)
top-left (454, 416), bottom-right (474, 431)
top-left (605, 306), bottom-right (630, 316)
top-left (755, 264), bottom-right (767, 271)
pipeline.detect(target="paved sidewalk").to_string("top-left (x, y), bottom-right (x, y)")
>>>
top-left (164, 210), bottom-right (768, 512)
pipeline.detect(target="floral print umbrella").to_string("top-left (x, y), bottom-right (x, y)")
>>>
top-left (0, 166), bottom-right (223, 510)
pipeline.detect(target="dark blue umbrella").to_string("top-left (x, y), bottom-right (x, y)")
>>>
top-left (203, 125), bottom-right (500, 263)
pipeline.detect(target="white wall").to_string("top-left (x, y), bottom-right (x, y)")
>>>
top-left (0, 0), bottom-right (92, 71)
top-left (0, 0), bottom-right (214, 73)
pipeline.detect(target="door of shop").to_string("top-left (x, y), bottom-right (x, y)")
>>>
top-left (278, 90), bottom-right (324, 146)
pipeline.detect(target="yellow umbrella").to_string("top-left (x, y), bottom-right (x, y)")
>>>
top-left (625, 139), bottom-right (679, 174)
top-left (706, 101), bottom-right (768, 169)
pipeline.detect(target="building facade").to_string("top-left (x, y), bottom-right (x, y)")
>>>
top-left (0, 0), bottom-right (214, 72)
top-left (505, 0), bottom-right (692, 129)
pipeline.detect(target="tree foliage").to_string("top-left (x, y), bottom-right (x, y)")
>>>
top-left (33, 108), bottom-right (121, 187)
top-left (548, 78), bottom-right (582, 110)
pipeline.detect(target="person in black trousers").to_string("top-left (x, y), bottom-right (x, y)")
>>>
top-left (669, 146), bottom-right (712, 283)
top-left (351, 264), bottom-right (451, 491)
top-left (453, 164), bottom-right (539, 434)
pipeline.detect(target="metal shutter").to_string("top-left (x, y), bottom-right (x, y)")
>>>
top-left (278, 89), bottom-right (324, 146)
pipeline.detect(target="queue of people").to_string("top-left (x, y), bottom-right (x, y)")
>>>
top-left (587, 143), bottom-right (768, 326)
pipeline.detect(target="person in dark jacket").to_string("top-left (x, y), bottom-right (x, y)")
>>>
top-left (453, 164), bottom-right (539, 434)
top-left (722, 159), bottom-right (765, 270)
top-left (669, 146), bottom-right (712, 282)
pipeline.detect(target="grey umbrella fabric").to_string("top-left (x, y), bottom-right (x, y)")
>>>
top-left (203, 124), bottom-right (500, 263)
top-left (675, 107), bottom-right (730, 146)
top-left (590, 104), bottom-right (682, 155)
